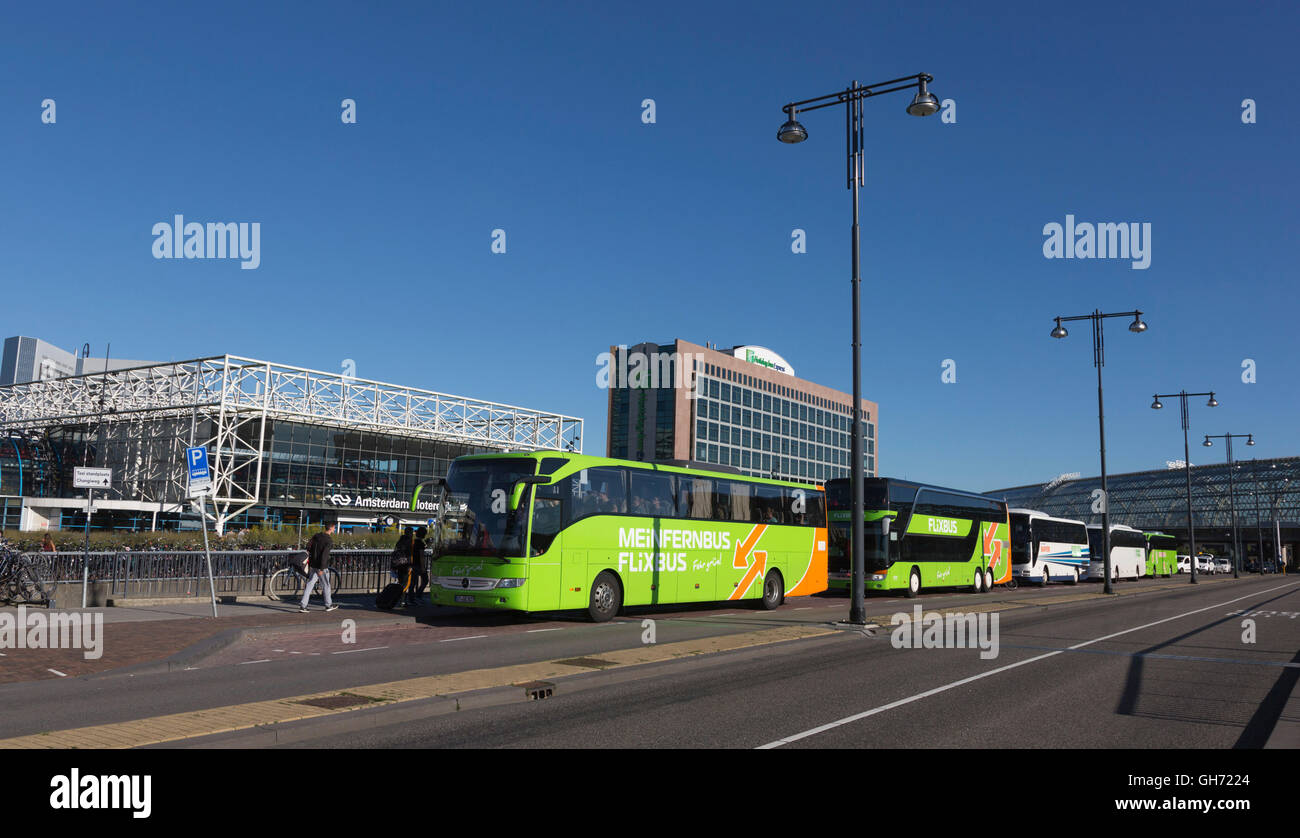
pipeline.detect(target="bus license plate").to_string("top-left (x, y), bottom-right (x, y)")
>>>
top-left (454, 595), bottom-right (474, 603)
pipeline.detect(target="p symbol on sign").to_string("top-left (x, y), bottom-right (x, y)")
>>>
top-left (190, 449), bottom-right (204, 466)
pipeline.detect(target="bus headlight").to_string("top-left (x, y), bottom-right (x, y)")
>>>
top-left (495, 578), bottom-right (527, 589)
top-left (868, 573), bottom-right (886, 581)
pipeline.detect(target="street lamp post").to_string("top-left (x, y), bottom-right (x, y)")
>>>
top-left (1050, 309), bottom-right (1147, 595)
top-left (1150, 390), bottom-right (1218, 583)
top-left (1202, 433), bottom-right (1254, 578)
top-left (776, 72), bottom-right (939, 625)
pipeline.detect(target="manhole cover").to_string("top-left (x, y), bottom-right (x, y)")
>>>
top-left (294, 694), bottom-right (380, 709)
top-left (553, 657), bottom-right (618, 669)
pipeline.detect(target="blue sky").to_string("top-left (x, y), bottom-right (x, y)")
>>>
top-left (2, 0), bottom-right (1295, 491)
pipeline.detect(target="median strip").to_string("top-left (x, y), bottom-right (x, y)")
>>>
top-left (0, 624), bottom-right (836, 749)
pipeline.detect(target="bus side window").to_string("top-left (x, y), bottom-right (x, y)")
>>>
top-left (729, 481), bottom-right (754, 523)
top-left (630, 471), bottom-right (676, 518)
top-left (683, 477), bottom-right (715, 520)
top-left (806, 491), bottom-right (826, 528)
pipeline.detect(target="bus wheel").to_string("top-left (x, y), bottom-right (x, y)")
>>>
top-left (971, 569), bottom-right (983, 594)
top-left (760, 570), bottom-right (784, 610)
top-left (588, 572), bottom-right (622, 623)
top-left (1070, 569), bottom-right (1079, 586)
top-left (1039, 568), bottom-right (1050, 587)
top-left (905, 567), bottom-right (921, 598)
top-left (984, 568), bottom-right (994, 592)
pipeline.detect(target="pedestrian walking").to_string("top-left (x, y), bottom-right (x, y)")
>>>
top-left (390, 527), bottom-right (414, 605)
top-left (41, 533), bottom-right (57, 553)
top-left (300, 521), bottom-right (339, 612)
top-left (408, 526), bottom-right (429, 606)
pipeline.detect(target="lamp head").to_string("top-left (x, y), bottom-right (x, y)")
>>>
top-left (1203, 437), bottom-right (1213, 447)
top-left (1050, 317), bottom-right (1068, 339)
top-left (1207, 392), bottom-right (1219, 408)
top-left (1247, 435), bottom-right (1256, 446)
top-left (1129, 312), bottom-right (1147, 333)
top-left (777, 108), bottom-right (807, 143)
top-left (1151, 396), bottom-right (1163, 410)
top-left (906, 75), bottom-right (940, 117)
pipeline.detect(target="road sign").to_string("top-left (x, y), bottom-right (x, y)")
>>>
top-left (186, 446), bottom-right (212, 495)
top-left (73, 467), bottom-right (112, 489)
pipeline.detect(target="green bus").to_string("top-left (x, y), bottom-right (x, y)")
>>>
top-left (826, 477), bottom-right (1010, 597)
top-left (1144, 532), bottom-right (1178, 578)
top-left (415, 452), bottom-right (828, 621)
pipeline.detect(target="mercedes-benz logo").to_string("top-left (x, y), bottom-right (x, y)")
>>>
top-left (461, 578), bottom-right (469, 589)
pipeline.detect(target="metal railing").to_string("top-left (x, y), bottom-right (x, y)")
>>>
top-left (39, 549), bottom-right (404, 600)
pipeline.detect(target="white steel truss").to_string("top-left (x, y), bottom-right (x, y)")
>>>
top-left (0, 355), bottom-right (583, 533)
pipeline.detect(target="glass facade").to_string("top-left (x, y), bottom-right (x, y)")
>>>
top-left (607, 343), bottom-right (878, 484)
top-left (689, 365), bottom-right (874, 482)
top-left (264, 421), bottom-right (482, 506)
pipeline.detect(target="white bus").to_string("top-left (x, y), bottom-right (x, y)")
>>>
top-left (1009, 509), bottom-right (1090, 585)
top-left (1086, 524), bottom-right (1147, 581)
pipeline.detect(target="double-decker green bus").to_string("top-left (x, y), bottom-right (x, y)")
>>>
top-left (826, 477), bottom-right (1010, 597)
top-left (1144, 532), bottom-right (1178, 578)
top-left (414, 452), bottom-right (828, 621)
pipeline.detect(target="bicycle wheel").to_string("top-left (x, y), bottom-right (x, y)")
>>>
top-left (267, 568), bottom-right (301, 601)
top-left (12, 564), bottom-right (50, 605)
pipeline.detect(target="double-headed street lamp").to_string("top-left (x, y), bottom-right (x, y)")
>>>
top-left (1050, 309), bottom-right (1147, 595)
top-left (1202, 432), bottom-right (1254, 578)
top-left (776, 72), bottom-right (938, 626)
top-left (1151, 390), bottom-right (1219, 582)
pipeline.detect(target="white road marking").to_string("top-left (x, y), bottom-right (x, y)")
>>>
top-left (527, 628), bottom-right (562, 633)
top-left (441, 635), bottom-right (488, 643)
top-left (47, 669), bottom-right (67, 677)
top-left (238, 659), bottom-right (272, 665)
top-left (759, 581), bottom-right (1299, 749)
top-left (332, 646), bottom-right (388, 654)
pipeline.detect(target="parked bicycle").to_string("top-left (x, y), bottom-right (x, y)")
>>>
top-left (0, 539), bottom-right (55, 607)
top-left (265, 554), bottom-right (341, 603)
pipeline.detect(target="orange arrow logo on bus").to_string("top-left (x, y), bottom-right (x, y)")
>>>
top-left (983, 523), bottom-right (1003, 571)
top-left (729, 524), bottom-right (768, 600)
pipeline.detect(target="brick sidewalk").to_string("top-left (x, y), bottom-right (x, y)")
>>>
top-left (0, 601), bottom-right (421, 684)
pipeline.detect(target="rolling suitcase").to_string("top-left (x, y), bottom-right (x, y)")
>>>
top-left (376, 565), bottom-right (411, 611)
top-left (375, 582), bottom-right (404, 610)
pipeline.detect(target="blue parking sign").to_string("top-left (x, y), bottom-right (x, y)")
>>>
top-left (187, 446), bottom-right (210, 482)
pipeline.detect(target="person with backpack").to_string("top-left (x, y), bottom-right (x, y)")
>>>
top-left (390, 527), bottom-right (414, 604)
top-left (407, 526), bottom-right (429, 606)
top-left (300, 521), bottom-right (339, 613)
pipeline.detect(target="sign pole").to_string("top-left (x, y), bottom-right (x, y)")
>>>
top-left (199, 492), bottom-right (218, 618)
top-left (82, 488), bottom-right (92, 608)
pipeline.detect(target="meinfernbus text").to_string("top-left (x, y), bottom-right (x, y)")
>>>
top-left (826, 477), bottom-right (1010, 597)
top-left (413, 453), bottom-right (828, 621)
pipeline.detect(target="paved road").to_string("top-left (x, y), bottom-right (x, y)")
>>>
top-left (3, 575), bottom-right (1294, 749)
top-left (233, 576), bottom-right (1299, 749)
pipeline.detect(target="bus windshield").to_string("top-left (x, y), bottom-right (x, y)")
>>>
top-left (436, 458), bottom-right (537, 559)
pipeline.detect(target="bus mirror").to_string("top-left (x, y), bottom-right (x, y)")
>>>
top-left (508, 475), bottom-right (549, 513)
